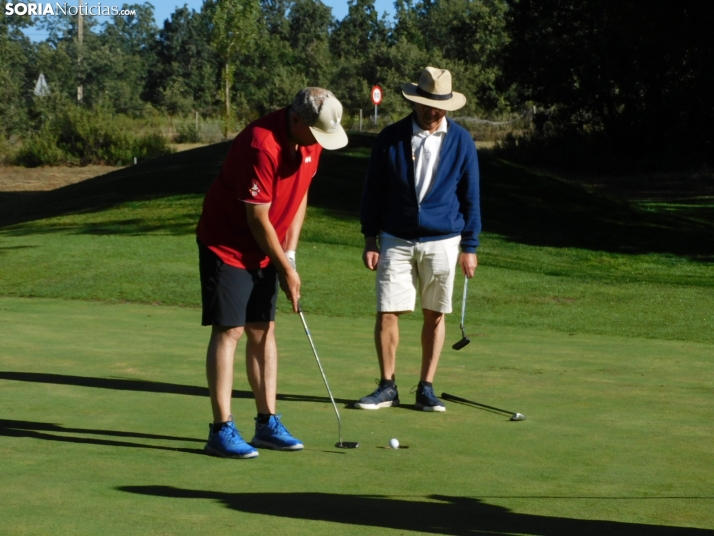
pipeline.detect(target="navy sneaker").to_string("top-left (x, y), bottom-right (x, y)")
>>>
top-left (205, 420), bottom-right (259, 459)
top-left (251, 414), bottom-right (304, 451)
top-left (354, 381), bottom-right (400, 410)
top-left (414, 382), bottom-right (446, 412)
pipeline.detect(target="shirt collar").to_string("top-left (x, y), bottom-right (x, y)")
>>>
top-left (411, 116), bottom-right (448, 137)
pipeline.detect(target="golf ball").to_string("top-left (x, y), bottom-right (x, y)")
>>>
top-left (390, 438), bottom-right (399, 449)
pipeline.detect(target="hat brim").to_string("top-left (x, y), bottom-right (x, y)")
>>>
top-left (402, 83), bottom-right (466, 112)
top-left (310, 124), bottom-right (348, 150)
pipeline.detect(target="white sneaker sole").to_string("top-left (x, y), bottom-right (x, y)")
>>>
top-left (415, 403), bottom-right (446, 412)
top-left (354, 399), bottom-right (400, 410)
top-left (204, 444), bottom-right (260, 458)
top-left (250, 438), bottom-right (304, 451)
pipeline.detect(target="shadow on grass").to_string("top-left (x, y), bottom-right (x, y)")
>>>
top-left (0, 371), bottom-right (352, 405)
top-left (2, 135), bottom-right (713, 258)
top-left (0, 419), bottom-right (205, 455)
top-left (117, 487), bottom-right (714, 535)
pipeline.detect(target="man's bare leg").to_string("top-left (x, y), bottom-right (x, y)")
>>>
top-left (375, 312), bottom-right (404, 380)
top-left (206, 325), bottom-right (244, 423)
top-left (420, 308), bottom-right (446, 382)
top-left (244, 321), bottom-right (277, 415)
top-left (244, 321), bottom-right (303, 449)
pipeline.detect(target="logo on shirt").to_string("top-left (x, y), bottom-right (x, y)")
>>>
top-left (249, 182), bottom-right (260, 197)
top-left (304, 156), bottom-right (312, 163)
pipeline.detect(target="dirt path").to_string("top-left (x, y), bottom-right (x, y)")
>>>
top-left (0, 165), bottom-right (122, 192)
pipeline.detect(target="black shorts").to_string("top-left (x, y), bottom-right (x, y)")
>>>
top-left (197, 238), bottom-right (278, 327)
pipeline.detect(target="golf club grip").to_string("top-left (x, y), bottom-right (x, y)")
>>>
top-left (460, 276), bottom-right (468, 327)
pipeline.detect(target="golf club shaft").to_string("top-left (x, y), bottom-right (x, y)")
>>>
top-left (298, 310), bottom-right (343, 443)
top-left (441, 392), bottom-right (515, 415)
top-left (460, 276), bottom-right (468, 338)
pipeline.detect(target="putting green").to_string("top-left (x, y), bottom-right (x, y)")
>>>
top-left (1, 297), bottom-right (713, 534)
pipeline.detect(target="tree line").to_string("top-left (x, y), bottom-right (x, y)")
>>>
top-left (1, 0), bottom-right (711, 171)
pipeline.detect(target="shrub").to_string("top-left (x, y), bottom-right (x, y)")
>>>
top-left (11, 126), bottom-right (67, 167)
top-left (11, 105), bottom-right (173, 167)
top-left (174, 121), bottom-right (201, 144)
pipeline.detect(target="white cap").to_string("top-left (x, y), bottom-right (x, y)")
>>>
top-left (292, 88), bottom-right (348, 150)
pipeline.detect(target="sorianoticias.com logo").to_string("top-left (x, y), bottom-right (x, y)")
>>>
top-left (5, 3), bottom-right (136, 16)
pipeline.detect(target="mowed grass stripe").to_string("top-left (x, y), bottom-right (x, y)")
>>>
top-left (1, 297), bottom-right (713, 534)
top-left (1, 223), bottom-right (713, 342)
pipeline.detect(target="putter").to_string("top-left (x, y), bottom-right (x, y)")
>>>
top-left (442, 392), bottom-right (526, 421)
top-left (452, 276), bottom-right (470, 350)
top-left (297, 301), bottom-right (359, 449)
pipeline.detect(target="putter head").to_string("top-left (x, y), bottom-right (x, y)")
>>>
top-left (510, 413), bottom-right (526, 421)
top-left (452, 337), bottom-right (471, 350)
top-left (336, 441), bottom-right (359, 449)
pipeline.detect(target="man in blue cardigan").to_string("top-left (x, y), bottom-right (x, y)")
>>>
top-left (356, 67), bottom-right (481, 412)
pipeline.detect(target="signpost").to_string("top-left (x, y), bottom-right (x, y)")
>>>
top-left (371, 85), bottom-right (382, 126)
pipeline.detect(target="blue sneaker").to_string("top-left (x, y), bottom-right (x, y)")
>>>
top-left (251, 414), bottom-right (304, 451)
top-left (414, 382), bottom-right (446, 412)
top-left (205, 420), bottom-right (259, 459)
top-left (354, 381), bottom-right (400, 410)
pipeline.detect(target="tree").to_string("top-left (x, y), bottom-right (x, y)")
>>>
top-left (504, 0), bottom-right (714, 168)
top-left (148, 5), bottom-right (218, 115)
top-left (0, 3), bottom-right (34, 137)
top-left (329, 0), bottom-right (389, 112)
top-left (207, 0), bottom-right (261, 136)
top-left (287, 0), bottom-right (334, 85)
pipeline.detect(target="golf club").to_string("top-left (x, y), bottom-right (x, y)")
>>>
top-left (441, 392), bottom-right (526, 421)
top-left (452, 276), bottom-right (470, 350)
top-left (297, 301), bottom-right (359, 449)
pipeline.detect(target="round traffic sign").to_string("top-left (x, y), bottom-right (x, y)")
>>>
top-left (371, 85), bottom-right (382, 105)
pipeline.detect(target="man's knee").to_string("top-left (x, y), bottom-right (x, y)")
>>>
top-left (377, 311), bottom-right (403, 327)
top-left (245, 321), bottom-right (274, 344)
top-left (422, 309), bottom-right (445, 325)
top-left (211, 325), bottom-right (244, 342)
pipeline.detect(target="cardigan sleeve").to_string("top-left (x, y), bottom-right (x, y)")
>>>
top-left (360, 137), bottom-right (385, 238)
top-left (456, 136), bottom-right (481, 252)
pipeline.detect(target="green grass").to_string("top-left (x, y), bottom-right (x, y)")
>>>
top-left (1, 195), bottom-right (713, 342)
top-left (1, 298), bottom-right (713, 534)
top-left (1, 139), bottom-right (714, 533)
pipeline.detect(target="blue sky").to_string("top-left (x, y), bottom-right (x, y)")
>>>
top-left (22, 0), bottom-right (397, 40)
top-left (152, 0), bottom-right (396, 24)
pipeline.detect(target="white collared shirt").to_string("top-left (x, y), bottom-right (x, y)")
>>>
top-left (412, 117), bottom-right (448, 204)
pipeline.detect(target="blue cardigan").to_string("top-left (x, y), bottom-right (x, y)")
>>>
top-left (360, 114), bottom-right (481, 252)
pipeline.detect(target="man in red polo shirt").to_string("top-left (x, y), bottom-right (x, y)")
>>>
top-left (196, 88), bottom-right (348, 458)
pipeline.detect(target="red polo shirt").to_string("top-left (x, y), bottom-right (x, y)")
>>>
top-left (196, 108), bottom-right (322, 269)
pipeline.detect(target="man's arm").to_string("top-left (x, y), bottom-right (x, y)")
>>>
top-left (456, 136), bottom-right (481, 279)
top-left (284, 190), bottom-right (307, 251)
top-left (459, 252), bottom-right (478, 278)
top-left (360, 136), bottom-right (386, 270)
top-left (245, 203), bottom-right (301, 313)
top-left (363, 236), bottom-right (379, 270)
top-left (283, 190), bottom-right (308, 268)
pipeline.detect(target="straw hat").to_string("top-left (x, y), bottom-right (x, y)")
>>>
top-left (402, 66), bottom-right (466, 112)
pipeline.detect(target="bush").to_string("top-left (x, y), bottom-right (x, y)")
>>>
top-left (11, 126), bottom-right (67, 167)
top-left (11, 105), bottom-right (173, 167)
top-left (173, 121), bottom-right (201, 144)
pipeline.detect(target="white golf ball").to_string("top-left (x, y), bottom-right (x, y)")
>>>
top-left (390, 438), bottom-right (399, 449)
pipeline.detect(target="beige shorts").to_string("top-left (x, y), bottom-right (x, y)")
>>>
top-left (376, 234), bottom-right (461, 313)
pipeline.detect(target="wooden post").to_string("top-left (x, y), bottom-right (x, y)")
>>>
top-left (77, 0), bottom-right (83, 104)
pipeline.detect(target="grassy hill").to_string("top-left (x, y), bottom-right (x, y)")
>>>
top-left (1, 134), bottom-right (713, 341)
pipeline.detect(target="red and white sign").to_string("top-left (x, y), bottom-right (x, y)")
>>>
top-left (371, 85), bottom-right (382, 106)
